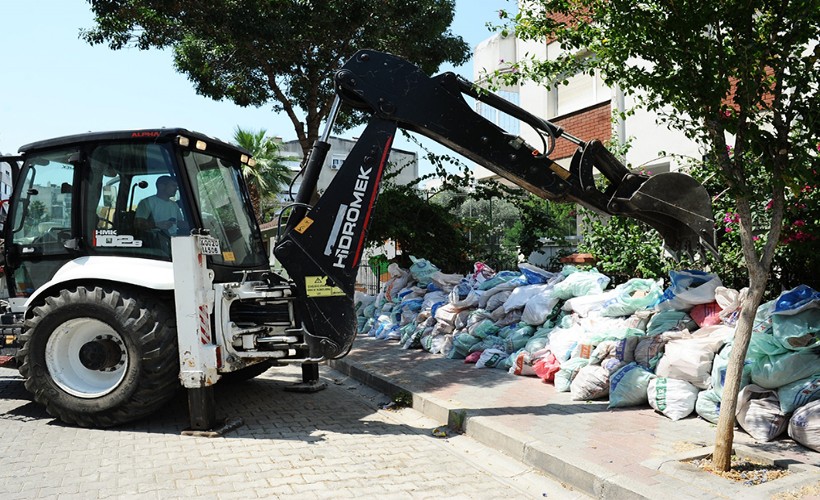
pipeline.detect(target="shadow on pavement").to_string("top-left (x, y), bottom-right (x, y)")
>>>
top-left (0, 365), bottom-right (434, 442)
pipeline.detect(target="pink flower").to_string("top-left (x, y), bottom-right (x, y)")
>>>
top-left (794, 220), bottom-right (806, 227)
top-left (725, 227), bottom-right (733, 233)
top-left (765, 199), bottom-right (773, 210)
top-left (753, 235), bottom-right (761, 241)
top-left (723, 212), bottom-right (740, 224)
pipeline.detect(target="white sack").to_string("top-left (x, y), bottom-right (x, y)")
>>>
top-left (789, 400), bottom-right (820, 452)
top-left (562, 289), bottom-right (619, 316)
top-left (476, 348), bottom-right (508, 369)
top-left (521, 289), bottom-right (561, 326)
top-left (504, 284), bottom-right (552, 313)
top-left (570, 364), bottom-right (611, 401)
top-left (647, 377), bottom-right (699, 421)
top-left (655, 325), bottom-right (732, 389)
top-left (736, 384), bottom-right (789, 442)
top-left (430, 271), bottom-right (463, 293)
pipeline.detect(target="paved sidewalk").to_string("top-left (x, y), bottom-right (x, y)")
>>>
top-left (330, 336), bottom-right (820, 499)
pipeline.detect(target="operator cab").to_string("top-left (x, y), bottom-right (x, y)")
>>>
top-left (3, 128), bottom-right (268, 297)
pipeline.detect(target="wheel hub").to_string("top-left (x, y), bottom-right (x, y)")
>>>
top-left (79, 336), bottom-right (124, 371)
top-left (45, 318), bottom-right (129, 398)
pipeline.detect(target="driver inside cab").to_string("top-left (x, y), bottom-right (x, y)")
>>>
top-left (134, 175), bottom-right (185, 236)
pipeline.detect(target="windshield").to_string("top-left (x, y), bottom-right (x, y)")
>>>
top-left (181, 149), bottom-right (267, 268)
top-left (11, 150), bottom-right (75, 247)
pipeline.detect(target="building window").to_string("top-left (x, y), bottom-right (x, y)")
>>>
top-left (551, 69), bottom-right (610, 117)
top-left (475, 90), bottom-right (521, 134)
top-left (331, 154), bottom-right (346, 170)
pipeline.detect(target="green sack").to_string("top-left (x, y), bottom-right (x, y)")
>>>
top-left (608, 362), bottom-right (655, 408)
top-left (778, 374), bottom-right (820, 414)
top-left (554, 357), bottom-right (590, 392)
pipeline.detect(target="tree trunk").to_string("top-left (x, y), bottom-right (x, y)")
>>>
top-left (712, 269), bottom-right (768, 470)
top-left (248, 183), bottom-right (262, 222)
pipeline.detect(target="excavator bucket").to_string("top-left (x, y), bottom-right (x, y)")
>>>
top-left (570, 140), bottom-right (718, 260)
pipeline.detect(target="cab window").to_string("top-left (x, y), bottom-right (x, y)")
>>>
top-left (9, 149), bottom-right (77, 295)
top-left (87, 143), bottom-right (187, 259)
top-left (11, 150), bottom-right (75, 254)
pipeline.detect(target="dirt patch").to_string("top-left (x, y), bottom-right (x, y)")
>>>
top-left (771, 481), bottom-right (820, 500)
top-left (686, 454), bottom-right (791, 486)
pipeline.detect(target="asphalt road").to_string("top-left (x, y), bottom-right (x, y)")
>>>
top-left (0, 363), bottom-right (585, 499)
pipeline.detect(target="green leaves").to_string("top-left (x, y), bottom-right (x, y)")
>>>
top-left (83, 0), bottom-right (471, 157)
top-left (576, 209), bottom-right (670, 285)
top-left (368, 141), bottom-right (577, 274)
top-left (367, 184), bottom-right (471, 273)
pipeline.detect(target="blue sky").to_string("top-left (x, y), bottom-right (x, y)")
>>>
top-left (0, 0), bottom-right (513, 174)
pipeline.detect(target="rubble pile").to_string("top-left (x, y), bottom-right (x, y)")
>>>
top-left (354, 258), bottom-right (820, 452)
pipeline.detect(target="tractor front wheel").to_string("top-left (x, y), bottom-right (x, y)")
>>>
top-left (17, 286), bottom-right (179, 427)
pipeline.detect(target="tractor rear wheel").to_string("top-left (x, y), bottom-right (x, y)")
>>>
top-left (17, 286), bottom-right (179, 427)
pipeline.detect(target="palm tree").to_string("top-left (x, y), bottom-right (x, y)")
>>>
top-left (232, 127), bottom-right (293, 220)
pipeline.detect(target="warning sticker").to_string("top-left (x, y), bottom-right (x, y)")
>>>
top-left (295, 217), bottom-right (314, 234)
top-left (305, 276), bottom-right (346, 297)
top-left (222, 251), bottom-right (236, 262)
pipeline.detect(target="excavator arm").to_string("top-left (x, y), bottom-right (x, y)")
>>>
top-left (274, 50), bottom-right (717, 360)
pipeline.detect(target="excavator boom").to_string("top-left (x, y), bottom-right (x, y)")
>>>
top-left (274, 50), bottom-right (717, 360)
top-left (332, 50), bottom-right (717, 259)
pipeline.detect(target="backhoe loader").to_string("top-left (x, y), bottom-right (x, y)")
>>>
top-left (0, 50), bottom-right (716, 430)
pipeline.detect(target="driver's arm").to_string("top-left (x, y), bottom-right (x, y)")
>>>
top-left (134, 199), bottom-right (155, 230)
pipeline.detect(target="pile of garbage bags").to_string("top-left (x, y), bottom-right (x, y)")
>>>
top-left (355, 258), bottom-right (820, 452)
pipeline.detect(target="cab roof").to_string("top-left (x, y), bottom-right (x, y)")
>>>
top-left (18, 128), bottom-right (250, 156)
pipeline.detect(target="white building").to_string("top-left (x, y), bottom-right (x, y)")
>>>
top-left (470, 29), bottom-right (704, 265)
top-left (277, 136), bottom-right (418, 199)
top-left (473, 31), bottom-right (701, 176)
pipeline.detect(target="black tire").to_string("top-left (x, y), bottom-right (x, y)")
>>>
top-left (218, 360), bottom-right (274, 384)
top-left (17, 286), bottom-right (179, 427)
